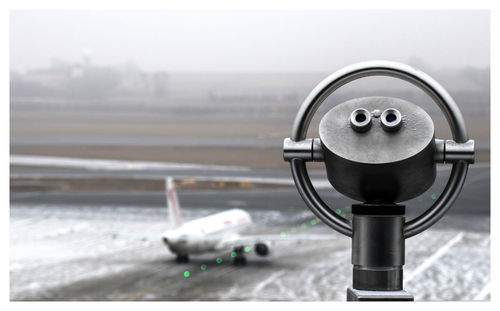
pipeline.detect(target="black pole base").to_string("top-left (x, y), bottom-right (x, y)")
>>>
top-left (347, 288), bottom-right (414, 301)
top-left (349, 203), bottom-right (413, 301)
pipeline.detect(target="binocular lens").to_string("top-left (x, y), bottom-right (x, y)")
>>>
top-left (381, 108), bottom-right (402, 132)
top-left (350, 108), bottom-right (372, 132)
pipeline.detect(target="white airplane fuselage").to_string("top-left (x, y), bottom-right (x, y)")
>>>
top-left (162, 208), bottom-right (252, 255)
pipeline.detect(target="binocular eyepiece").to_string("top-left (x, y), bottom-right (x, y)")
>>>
top-left (350, 107), bottom-right (403, 133)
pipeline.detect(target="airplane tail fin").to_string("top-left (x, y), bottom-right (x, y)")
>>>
top-left (166, 177), bottom-right (183, 228)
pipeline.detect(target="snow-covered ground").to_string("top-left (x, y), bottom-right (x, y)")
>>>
top-left (10, 201), bottom-right (490, 301)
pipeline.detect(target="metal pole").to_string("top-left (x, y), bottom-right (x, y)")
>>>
top-left (347, 204), bottom-right (414, 301)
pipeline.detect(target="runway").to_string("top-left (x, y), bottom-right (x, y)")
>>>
top-left (10, 158), bottom-right (491, 219)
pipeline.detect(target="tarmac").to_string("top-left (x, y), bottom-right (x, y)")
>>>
top-left (10, 163), bottom-right (490, 301)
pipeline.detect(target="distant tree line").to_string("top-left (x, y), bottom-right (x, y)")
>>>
top-left (10, 61), bottom-right (169, 100)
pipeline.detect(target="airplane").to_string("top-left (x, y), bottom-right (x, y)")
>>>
top-left (9, 154), bottom-right (332, 264)
top-left (161, 177), bottom-right (272, 265)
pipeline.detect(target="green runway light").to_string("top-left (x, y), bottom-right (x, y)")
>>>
top-left (341, 213), bottom-right (346, 219)
top-left (200, 264), bottom-right (207, 271)
top-left (184, 270), bottom-right (190, 278)
top-left (291, 227), bottom-right (297, 233)
top-left (310, 219), bottom-right (317, 225)
top-left (431, 194), bottom-right (437, 200)
top-left (231, 251), bottom-right (237, 258)
top-left (345, 205), bottom-right (351, 211)
top-left (216, 257), bottom-right (222, 264)
top-left (301, 223), bottom-right (307, 229)
top-left (280, 232), bottom-right (286, 238)
top-left (244, 246), bottom-right (251, 252)
top-left (336, 209), bottom-right (342, 215)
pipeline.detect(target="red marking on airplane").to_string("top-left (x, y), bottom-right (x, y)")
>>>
top-left (167, 185), bottom-right (183, 225)
top-left (224, 220), bottom-right (232, 225)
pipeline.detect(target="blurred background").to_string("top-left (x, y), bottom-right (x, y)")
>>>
top-left (10, 10), bottom-right (490, 301)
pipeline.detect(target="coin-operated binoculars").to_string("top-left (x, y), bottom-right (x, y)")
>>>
top-left (283, 61), bottom-right (475, 301)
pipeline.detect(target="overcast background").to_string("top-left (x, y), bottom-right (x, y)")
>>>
top-left (10, 10), bottom-right (490, 73)
top-left (9, 10), bottom-right (491, 167)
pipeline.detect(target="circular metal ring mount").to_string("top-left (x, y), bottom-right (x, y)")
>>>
top-left (289, 60), bottom-right (470, 238)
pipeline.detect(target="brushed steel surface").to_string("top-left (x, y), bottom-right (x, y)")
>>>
top-left (319, 97), bottom-right (436, 202)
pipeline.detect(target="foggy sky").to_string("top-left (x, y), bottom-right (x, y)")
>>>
top-left (10, 10), bottom-right (490, 73)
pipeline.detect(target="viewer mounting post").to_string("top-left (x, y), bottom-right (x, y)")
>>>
top-left (283, 61), bottom-right (474, 301)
